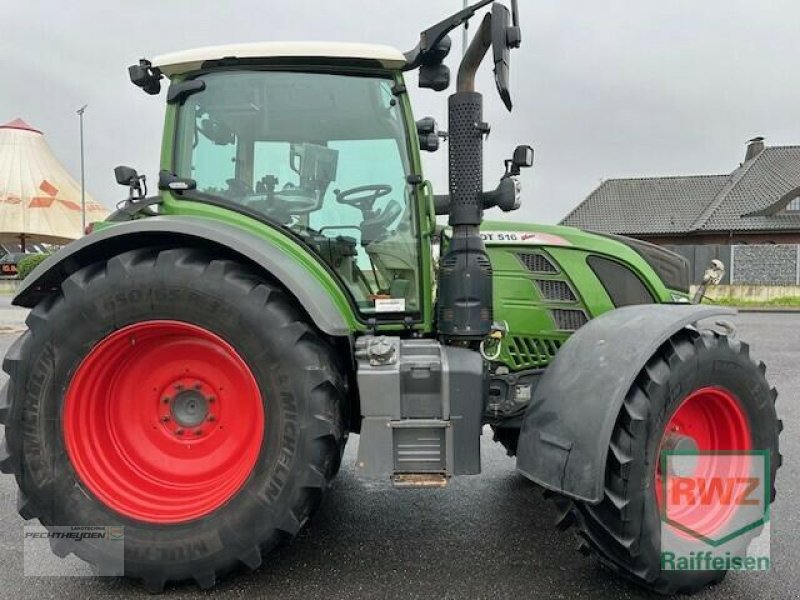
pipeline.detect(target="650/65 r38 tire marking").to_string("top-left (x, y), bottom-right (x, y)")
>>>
top-left (63, 320), bottom-right (265, 524)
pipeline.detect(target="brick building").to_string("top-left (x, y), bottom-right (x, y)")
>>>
top-left (561, 138), bottom-right (800, 245)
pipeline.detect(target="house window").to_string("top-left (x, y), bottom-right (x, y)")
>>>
top-left (786, 197), bottom-right (800, 212)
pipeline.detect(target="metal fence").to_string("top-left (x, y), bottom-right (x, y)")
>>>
top-left (665, 244), bottom-right (800, 286)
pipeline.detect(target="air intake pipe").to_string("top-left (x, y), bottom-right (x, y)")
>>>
top-left (437, 14), bottom-right (494, 342)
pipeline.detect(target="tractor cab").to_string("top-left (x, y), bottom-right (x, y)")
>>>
top-left (122, 0), bottom-right (529, 325)
top-left (150, 44), bottom-right (424, 315)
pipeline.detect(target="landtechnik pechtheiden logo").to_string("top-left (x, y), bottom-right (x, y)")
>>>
top-left (23, 525), bottom-right (125, 576)
top-left (660, 450), bottom-right (771, 571)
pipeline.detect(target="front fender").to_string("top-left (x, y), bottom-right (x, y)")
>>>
top-left (515, 304), bottom-right (736, 503)
top-left (14, 216), bottom-right (356, 337)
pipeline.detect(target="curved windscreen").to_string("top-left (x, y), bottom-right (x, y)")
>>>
top-left (173, 70), bottom-right (421, 315)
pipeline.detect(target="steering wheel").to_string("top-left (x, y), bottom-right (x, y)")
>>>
top-left (334, 185), bottom-right (392, 212)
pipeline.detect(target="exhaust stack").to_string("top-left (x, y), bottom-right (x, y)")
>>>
top-left (403, 1), bottom-right (522, 342)
top-left (437, 15), bottom-right (495, 341)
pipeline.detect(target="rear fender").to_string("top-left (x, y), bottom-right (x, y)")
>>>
top-left (14, 216), bottom-right (355, 337)
top-left (515, 304), bottom-right (736, 503)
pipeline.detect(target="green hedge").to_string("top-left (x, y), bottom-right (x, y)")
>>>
top-left (16, 254), bottom-right (49, 280)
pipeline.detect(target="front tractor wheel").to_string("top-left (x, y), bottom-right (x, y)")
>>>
top-left (554, 329), bottom-right (781, 595)
top-left (0, 247), bottom-right (347, 591)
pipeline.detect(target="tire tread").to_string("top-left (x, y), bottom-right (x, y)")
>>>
top-left (1, 246), bottom-right (349, 591)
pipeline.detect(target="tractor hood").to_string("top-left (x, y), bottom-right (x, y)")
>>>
top-left (480, 221), bottom-right (691, 293)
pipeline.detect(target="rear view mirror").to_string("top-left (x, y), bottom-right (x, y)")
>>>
top-left (128, 59), bottom-right (162, 95)
top-left (419, 63), bottom-right (451, 92)
top-left (491, 2), bottom-right (521, 111)
top-left (418, 34), bottom-right (452, 91)
top-left (416, 117), bottom-right (442, 152)
top-left (114, 165), bottom-right (139, 187)
top-left (115, 165), bottom-right (148, 200)
top-left (505, 145), bottom-right (534, 176)
top-left (513, 145), bottom-right (534, 169)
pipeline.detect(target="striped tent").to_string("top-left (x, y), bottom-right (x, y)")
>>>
top-left (0, 118), bottom-right (108, 247)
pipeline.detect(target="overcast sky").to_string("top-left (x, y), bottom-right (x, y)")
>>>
top-left (3, 0), bottom-right (800, 225)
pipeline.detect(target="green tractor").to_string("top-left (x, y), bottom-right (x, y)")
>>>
top-left (0, 1), bottom-right (781, 594)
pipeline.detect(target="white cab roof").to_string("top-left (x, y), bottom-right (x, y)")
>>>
top-left (153, 42), bottom-right (407, 76)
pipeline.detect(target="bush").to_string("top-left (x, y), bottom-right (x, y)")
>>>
top-left (16, 254), bottom-right (49, 280)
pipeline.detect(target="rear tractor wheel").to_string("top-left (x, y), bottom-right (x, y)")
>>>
top-left (0, 247), bottom-right (347, 591)
top-left (553, 329), bottom-right (781, 595)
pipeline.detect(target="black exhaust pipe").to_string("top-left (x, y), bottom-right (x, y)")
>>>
top-left (437, 14), bottom-right (494, 342)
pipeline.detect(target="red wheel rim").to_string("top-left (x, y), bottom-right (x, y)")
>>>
top-left (655, 386), bottom-right (752, 537)
top-left (63, 321), bottom-right (264, 524)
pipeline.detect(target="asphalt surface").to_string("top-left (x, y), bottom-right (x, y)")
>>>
top-left (0, 310), bottom-right (797, 600)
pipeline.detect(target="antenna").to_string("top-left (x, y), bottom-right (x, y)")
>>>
top-left (510, 0), bottom-right (519, 27)
top-left (462, 0), bottom-right (469, 57)
top-left (76, 104), bottom-right (88, 235)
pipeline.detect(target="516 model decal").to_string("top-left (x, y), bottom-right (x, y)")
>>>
top-left (480, 231), bottom-right (573, 246)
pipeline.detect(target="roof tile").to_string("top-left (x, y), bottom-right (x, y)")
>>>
top-left (561, 174), bottom-right (728, 234)
top-left (561, 146), bottom-right (800, 234)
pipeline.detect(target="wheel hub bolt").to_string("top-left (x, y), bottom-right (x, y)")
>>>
top-left (159, 380), bottom-right (219, 437)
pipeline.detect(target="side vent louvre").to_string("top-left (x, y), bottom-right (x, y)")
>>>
top-left (516, 252), bottom-right (557, 274)
top-left (394, 428), bottom-right (446, 473)
top-left (551, 309), bottom-right (588, 331)
top-left (505, 336), bottom-right (563, 369)
top-left (535, 279), bottom-right (577, 302)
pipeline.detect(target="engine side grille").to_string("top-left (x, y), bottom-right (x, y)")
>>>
top-left (516, 252), bottom-right (558, 274)
top-left (505, 336), bottom-right (563, 369)
top-left (551, 309), bottom-right (588, 331)
top-left (535, 279), bottom-right (577, 302)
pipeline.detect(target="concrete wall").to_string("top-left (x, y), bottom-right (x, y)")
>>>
top-left (696, 284), bottom-right (800, 302)
top-left (0, 280), bottom-right (20, 294)
top-left (732, 245), bottom-right (798, 285)
top-left (666, 244), bottom-right (800, 286)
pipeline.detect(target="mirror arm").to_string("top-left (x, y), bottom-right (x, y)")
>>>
top-left (482, 176), bottom-right (520, 212)
top-left (403, 0), bottom-right (493, 70)
top-left (433, 194), bottom-right (451, 216)
top-left (457, 13), bottom-right (493, 93)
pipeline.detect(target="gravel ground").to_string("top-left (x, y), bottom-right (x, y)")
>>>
top-left (0, 311), bottom-right (796, 600)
